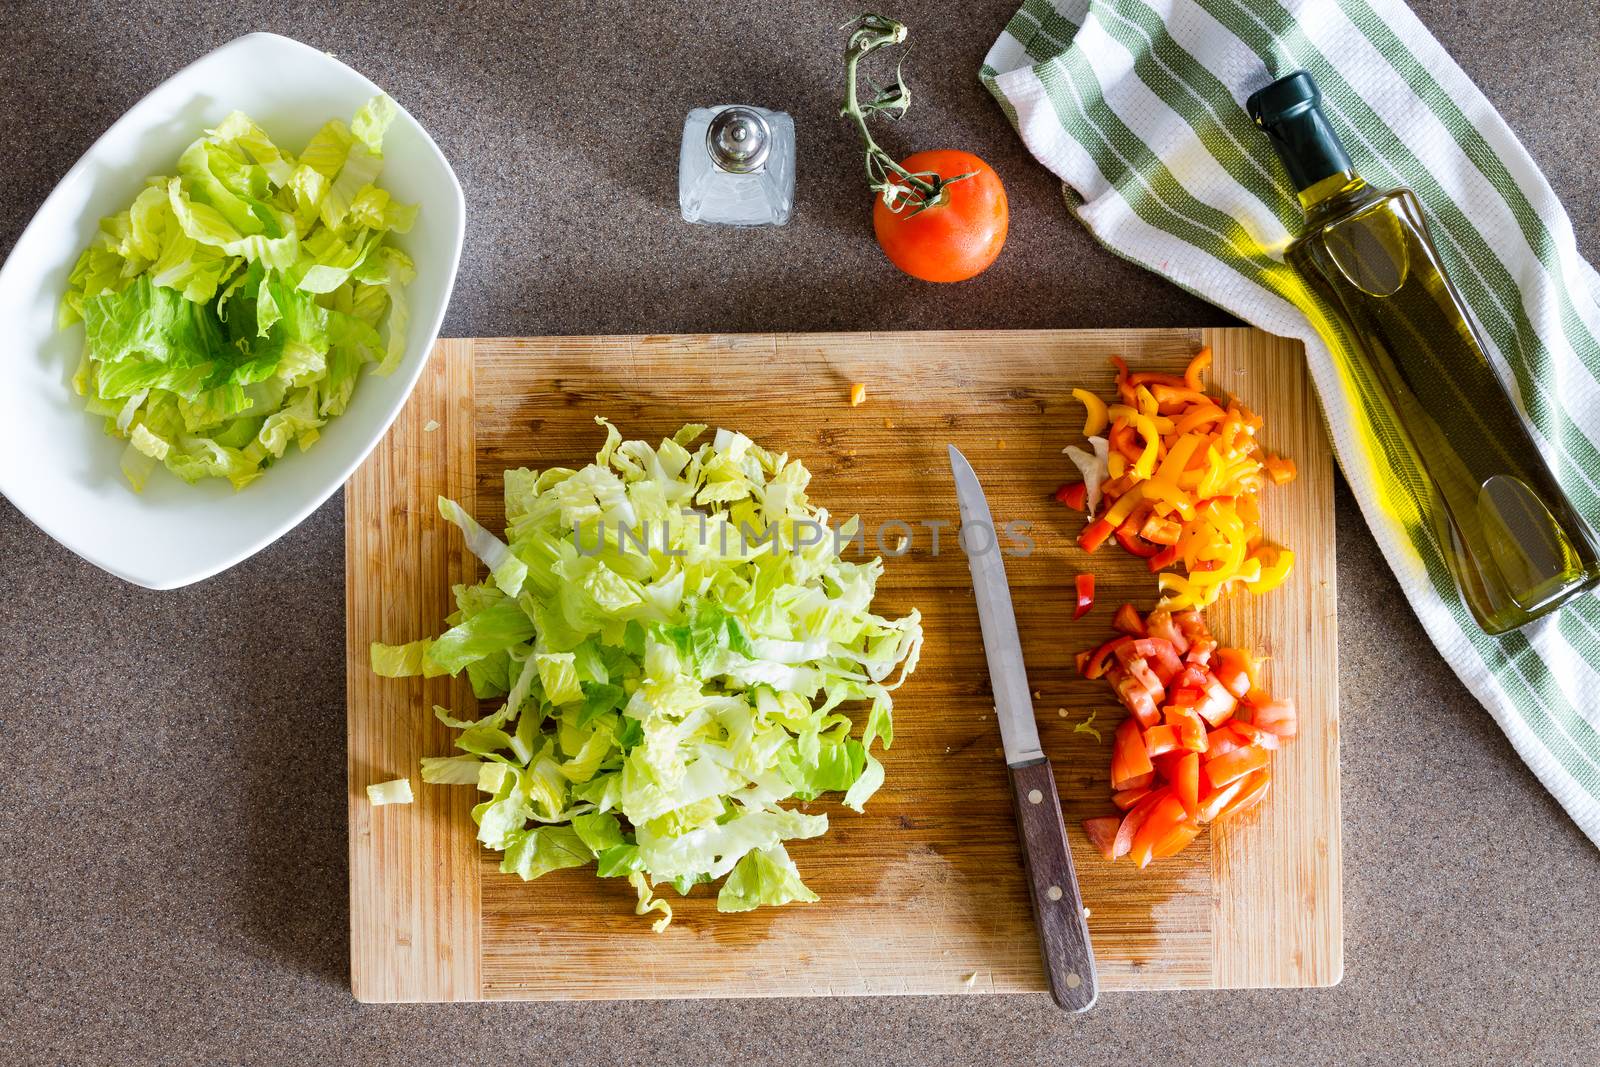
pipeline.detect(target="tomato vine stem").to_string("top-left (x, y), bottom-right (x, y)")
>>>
top-left (841, 14), bottom-right (973, 215)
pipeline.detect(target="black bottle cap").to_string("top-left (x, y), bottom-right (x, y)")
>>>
top-left (1247, 71), bottom-right (1355, 192)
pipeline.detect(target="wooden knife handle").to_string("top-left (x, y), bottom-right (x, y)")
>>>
top-left (1008, 758), bottom-right (1098, 1012)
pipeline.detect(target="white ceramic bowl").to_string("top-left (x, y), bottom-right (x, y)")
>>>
top-left (0, 33), bottom-right (465, 589)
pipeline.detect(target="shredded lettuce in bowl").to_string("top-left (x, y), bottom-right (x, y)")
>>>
top-left (59, 96), bottom-right (416, 490)
top-left (372, 420), bottom-right (924, 928)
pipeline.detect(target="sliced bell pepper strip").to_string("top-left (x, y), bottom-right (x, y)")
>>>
top-left (1071, 387), bottom-right (1110, 437)
top-left (1055, 481), bottom-right (1088, 510)
top-left (1074, 572), bottom-right (1095, 619)
top-left (1080, 635), bottom-right (1134, 680)
top-left (1078, 518), bottom-right (1116, 554)
top-left (1183, 346), bottom-right (1212, 391)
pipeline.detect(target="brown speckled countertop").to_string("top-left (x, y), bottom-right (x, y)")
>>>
top-left (3, 2), bottom-right (1598, 1063)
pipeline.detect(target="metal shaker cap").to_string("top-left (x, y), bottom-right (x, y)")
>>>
top-left (706, 107), bottom-right (771, 174)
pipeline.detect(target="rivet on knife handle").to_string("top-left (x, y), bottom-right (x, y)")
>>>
top-left (1008, 757), bottom-right (1098, 1012)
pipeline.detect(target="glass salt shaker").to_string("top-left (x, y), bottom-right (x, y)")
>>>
top-left (679, 105), bottom-right (795, 226)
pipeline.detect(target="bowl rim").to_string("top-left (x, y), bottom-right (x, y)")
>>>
top-left (0, 31), bottom-right (466, 590)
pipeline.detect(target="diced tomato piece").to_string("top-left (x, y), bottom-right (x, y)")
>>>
top-left (1143, 610), bottom-right (1189, 654)
top-left (1082, 816), bottom-right (1121, 860)
top-left (1074, 650), bottom-right (1091, 676)
top-left (1078, 518), bottom-right (1116, 553)
top-left (1164, 704), bottom-right (1208, 752)
top-left (1174, 611), bottom-right (1216, 659)
top-left (1110, 664), bottom-right (1162, 728)
top-left (1074, 572), bottom-right (1096, 619)
top-left (1150, 750), bottom-right (1185, 784)
top-left (1251, 698), bottom-right (1297, 738)
top-left (1142, 724), bottom-right (1178, 757)
top-left (1113, 787), bottom-right (1169, 859)
top-left (1225, 720), bottom-right (1280, 751)
top-left (1196, 775), bottom-right (1246, 822)
top-left (1055, 481), bottom-right (1088, 510)
top-left (1174, 752), bottom-right (1200, 818)
top-left (1212, 648), bottom-right (1255, 699)
top-left (1111, 785), bottom-right (1153, 811)
top-left (1173, 664), bottom-right (1207, 692)
top-left (1151, 821), bottom-right (1202, 860)
top-left (1204, 743), bottom-right (1270, 787)
top-left (1111, 717), bottom-right (1155, 791)
top-left (1195, 673), bottom-right (1239, 726)
top-left (1203, 726), bottom-right (1244, 759)
top-left (1111, 603), bottom-right (1146, 637)
top-left (1131, 638), bottom-right (1182, 687)
top-left (1080, 636), bottom-right (1134, 680)
top-left (1214, 768), bottom-right (1271, 822)
top-left (1130, 794), bottom-right (1189, 868)
top-left (1165, 685), bottom-right (1203, 708)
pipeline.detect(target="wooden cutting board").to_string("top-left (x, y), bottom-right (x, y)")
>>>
top-left (346, 329), bottom-right (1341, 1002)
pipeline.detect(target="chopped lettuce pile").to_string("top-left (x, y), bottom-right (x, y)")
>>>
top-left (60, 97), bottom-right (416, 491)
top-left (372, 420), bottom-right (923, 928)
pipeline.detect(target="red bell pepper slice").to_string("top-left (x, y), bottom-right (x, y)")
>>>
top-left (1074, 572), bottom-right (1096, 619)
top-left (1147, 545), bottom-right (1180, 573)
top-left (1114, 523), bottom-right (1160, 558)
top-left (1055, 481), bottom-right (1088, 510)
top-left (1078, 518), bottom-right (1116, 553)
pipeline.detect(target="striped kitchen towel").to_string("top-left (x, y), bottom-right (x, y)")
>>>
top-left (982, 0), bottom-right (1600, 847)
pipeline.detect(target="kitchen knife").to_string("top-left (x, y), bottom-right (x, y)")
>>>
top-left (948, 445), bottom-right (1098, 1012)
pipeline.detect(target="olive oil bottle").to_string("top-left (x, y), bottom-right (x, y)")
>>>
top-left (1249, 72), bottom-right (1600, 634)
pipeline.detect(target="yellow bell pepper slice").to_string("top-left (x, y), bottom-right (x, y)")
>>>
top-left (1245, 548), bottom-right (1295, 594)
top-left (1071, 388), bottom-right (1109, 437)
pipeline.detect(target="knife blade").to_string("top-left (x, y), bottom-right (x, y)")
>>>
top-left (949, 445), bottom-right (1098, 1012)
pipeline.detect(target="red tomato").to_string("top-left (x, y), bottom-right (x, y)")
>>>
top-left (1152, 822), bottom-right (1202, 859)
top-left (1113, 787), bottom-right (1169, 859)
top-left (1111, 603), bottom-right (1146, 637)
top-left (1142, 723), bottom-right (1178, 757)
top-left (1111, 785), bottom-right (1153, 811)
top-left (1204, 742), bottom-right (1269, 787)
top-left (1215, 769), bottom-right (1271, 821)
top-left (873, 150), bottom-right (1008, 283)
top-left (1251, 698), bottom-right (1298, 738)
top-left (1164, 704), bottom-right (1208, 753)
top-left (1196, 775), bottom-right (1246, 822)
top-left (1212, 648), bottom-right (1256, 698)
top-left (1130, 794), bottom-right (1189, 868)
top-left (1174, 752), bottom-right (1200, 818)
top-left (1082, 816), bottom-right (1121, 860)
top-left (1111, 717), bottom-right (1154, 791)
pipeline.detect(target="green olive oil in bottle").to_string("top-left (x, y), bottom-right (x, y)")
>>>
top-left (1248, 72), bottom-right (1600, 634)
